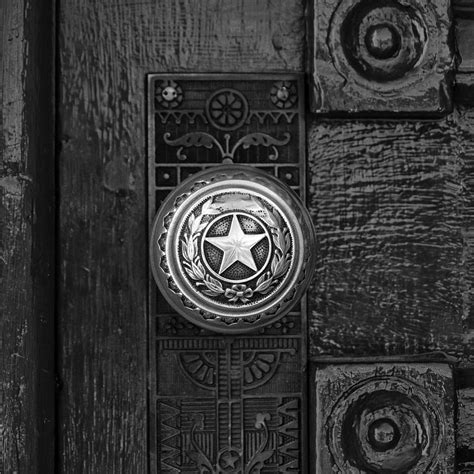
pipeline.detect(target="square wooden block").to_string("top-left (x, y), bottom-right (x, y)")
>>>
top-left (311, 0), bottom-right (454, 114)
top-left (313, 363), bottom-right (455, 472)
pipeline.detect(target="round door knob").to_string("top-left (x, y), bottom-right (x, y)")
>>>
top-left (150, 165), bottom-right (316, 333)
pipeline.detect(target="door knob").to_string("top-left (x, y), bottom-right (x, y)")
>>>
top-left (150, 164), bottom-right (316, 333)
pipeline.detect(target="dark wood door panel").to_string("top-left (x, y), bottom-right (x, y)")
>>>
top-left (0, 1), bottom-right (55, 472)
top-left (55, 0), bottom-right (474, 473)
top-left (3, 0), bottom-right (474, 471)
top-left (306, 111), bottom-right (474, 470)
top-left (58, 1), bottom-right (305, 472)
top-left (307, 112), bottom-right (474, 361)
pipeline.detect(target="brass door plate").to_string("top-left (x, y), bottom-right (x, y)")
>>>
top-left (148, 74), bottom-right (308, 473)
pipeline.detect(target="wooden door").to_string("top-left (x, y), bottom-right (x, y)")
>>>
top-left (2, 0), bottom-right (474, 472)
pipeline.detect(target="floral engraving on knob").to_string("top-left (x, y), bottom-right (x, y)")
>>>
top-left (180, 202), bottom-right (292, 308)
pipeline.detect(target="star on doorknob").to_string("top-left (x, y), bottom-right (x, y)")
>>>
top-left (205, 214), bottom-right (266, 274)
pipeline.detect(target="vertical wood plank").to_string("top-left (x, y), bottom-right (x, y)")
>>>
top-left (0, 0), bottom-right (55, 472)
top-left (58, 1), bottom-right (304, 471)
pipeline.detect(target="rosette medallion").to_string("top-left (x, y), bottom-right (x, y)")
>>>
top-left (150, 165), bottom-right (315, 333)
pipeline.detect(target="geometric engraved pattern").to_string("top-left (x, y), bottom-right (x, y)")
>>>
top-left (157, 338), bottom-right (301, 473)
top-left (148, 74), bottom-right (306, 473)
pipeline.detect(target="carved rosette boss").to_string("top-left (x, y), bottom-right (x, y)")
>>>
top-left (312, 0), bottom-right (454, 113)
top-left (150, 165), bottom-right (316, 333)
top-left (315, 364), bottom-right (455, 472)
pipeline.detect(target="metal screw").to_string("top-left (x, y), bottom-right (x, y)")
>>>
top-left (276, 86), bottom-right (290, 101)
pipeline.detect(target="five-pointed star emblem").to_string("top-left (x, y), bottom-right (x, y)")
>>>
top-left (205, 214), bottom-right (266, 274)
top-left (220, 450), bottom-right (240, 469)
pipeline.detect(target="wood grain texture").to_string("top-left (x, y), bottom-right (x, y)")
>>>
top-left (58, 1), bottom-right (305, 472)
top-left (307, 109), bottom-right (474, 362)
top-left (0, 0), bottom-right (55, 472)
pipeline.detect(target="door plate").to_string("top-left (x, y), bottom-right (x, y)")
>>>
top-left (148, 74), bottom-right (308, 473)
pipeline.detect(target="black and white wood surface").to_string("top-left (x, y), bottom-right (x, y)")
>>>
top-left (0, 0), bottom-right (55, 472)
top-left (1, 0), bottom-right (474, 472)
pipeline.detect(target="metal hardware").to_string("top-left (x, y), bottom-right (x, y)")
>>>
top-left (150, 165), bottom-right (316, 333)
top-left (162, 86), bottom-right (178, 101)
top-left (155, 79), bottom-right (183, 108)
top-left (148, 74), bottom-right (309, 473)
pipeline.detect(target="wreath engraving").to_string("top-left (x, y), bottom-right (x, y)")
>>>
top-left (181, 198), bottom-right (292, 304)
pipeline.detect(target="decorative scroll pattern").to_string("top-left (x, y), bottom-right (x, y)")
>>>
top-left (149, 75), bottom-right (306, 473)
top-left (163, 131), bottom-right (291, 162)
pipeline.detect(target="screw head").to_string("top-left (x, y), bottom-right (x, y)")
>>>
top-left (276, 86), bottom-right (290, 101)
top-left (162, 86), bottom-right (178, 102)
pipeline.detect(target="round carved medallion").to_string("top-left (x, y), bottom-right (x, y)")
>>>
top-left (150, 165), bottom-right (316, 333)
top-left (327, 376), bottom-right (445, 472)
top-left (328, 0), bottom-right (446, 92)
top-left (206, 89), bottom-right (249, 131)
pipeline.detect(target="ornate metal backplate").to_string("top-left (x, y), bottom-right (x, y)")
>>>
top-left (148, 74), bottom-right (308, 473)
